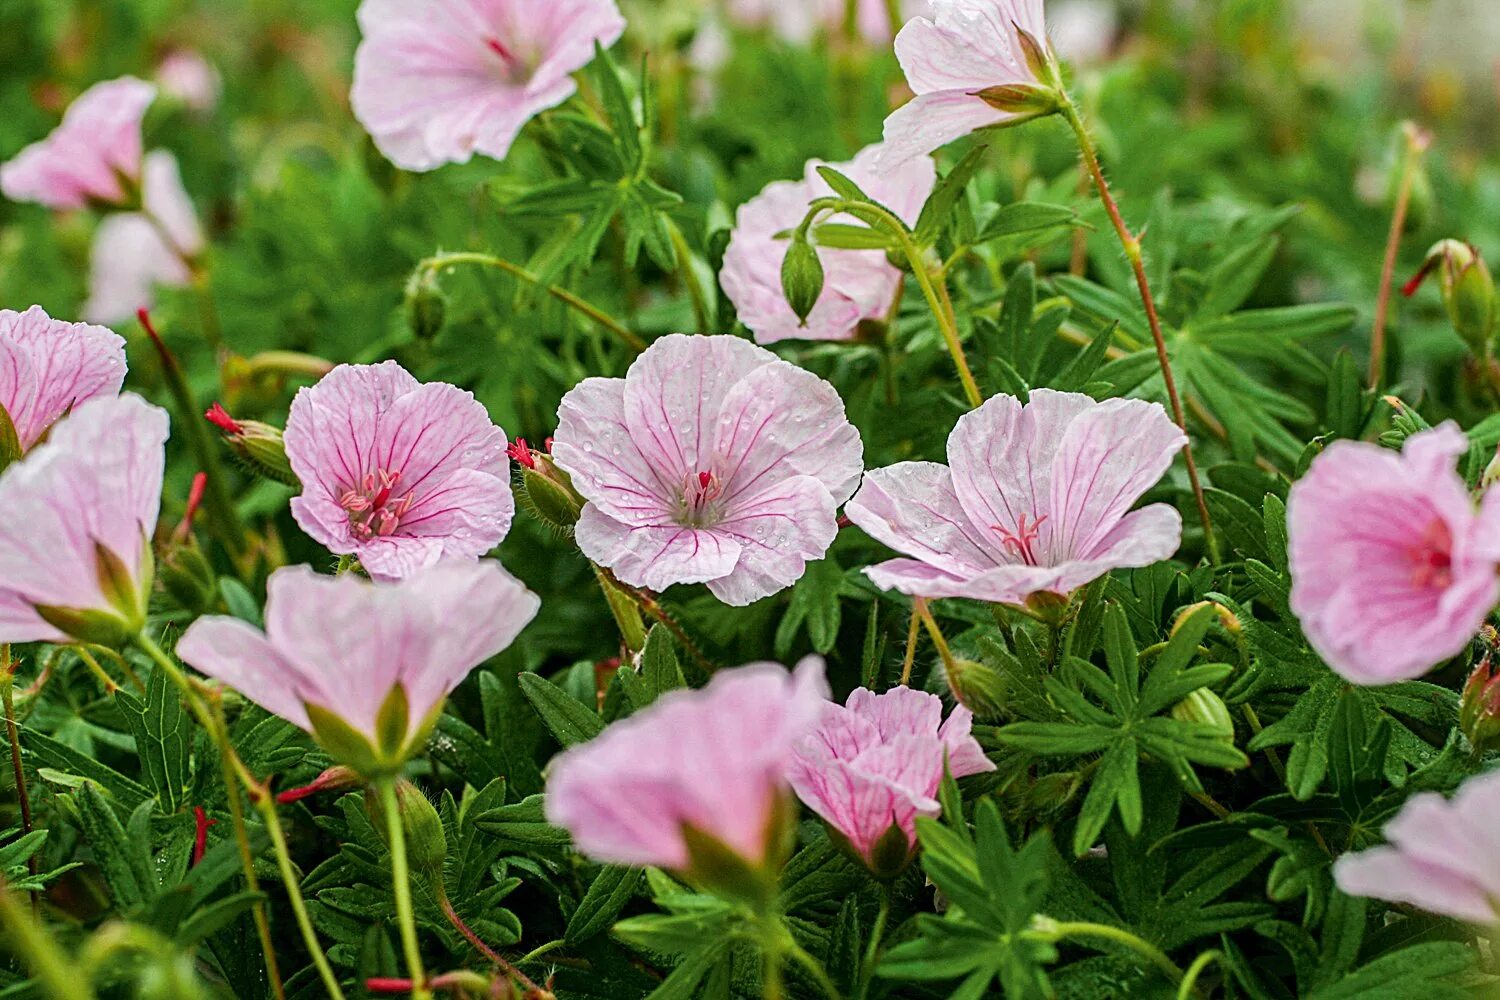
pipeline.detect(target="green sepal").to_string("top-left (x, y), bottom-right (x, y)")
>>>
top-left (94, 539), bottom-right (148, 634)
top-left (32, 604), bottom-right (135, 648)
top-left (374, 682), bottom-right (411, 762)
top-left (304, 701), bottom-right (383, 779)
top-left (0, 399), bottom-right (21, 475)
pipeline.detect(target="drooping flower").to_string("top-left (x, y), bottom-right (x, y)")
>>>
top-left (1287, 424), bottom-right (1500, 685)
top-left (155, 51), bottom-right (222, 113)
top-left (721, 143), bottom-right (936, 345)
top-left (1334, 770), bottom-right (1500, 925)
top-left (177, 562), bottom-right (539, 773)
top-left (0, 77), bottom-right (157, 210)
top-left (846, 389), bottom-right (1186, 606)
top-left (545, 658), bottom-right (829, 873)
top-left (350, 0), bottom-right (627, 172)
top-left (0, 395), bottom-right (167, 646)
top-left (879, 0), bottom-right (1055, 167)
top-left (550, 335), bottom-right (864, 606)
top-left (283, 361), bottom-right (516, 582)
top-left (788, 686), bottom-right (994, 873)
top-left (83, 150), bottom-right (205, 324)
top-left (0, 306), bottom-right (127, 451)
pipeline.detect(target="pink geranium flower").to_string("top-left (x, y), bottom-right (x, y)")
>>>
top-left (155, 51), bottom-right (222, 113)
top-left (725, 0), bottom-right (932, 44)
top-left (284, 361), bottom-right (515, 582)
top-left (83, 151), bottom-right (205, 324)
top-left (0, 395), bottom-right (167, 644)
top-left (1288, 424), bottom-right (1500, 685)
top-left (0, 306), bottom-right (127, 451)
top-left (545, 658), bottom-right (829, 870)
top-left (846, 389), bottom-right (1186, 605)
top-left (350, 0), bottom-right (626, 171)
top-left (1334, 770), bottom-right (1500, 925)
top-left (551, 335), bottom-right (864, 606)
top-left (789, 686), bottom-right (994, 872)
top-left (0, 77), bottom-right (156, 210)
top-left (177, 562), bottom-right (539, 767)
top-left (722, 143), bottom-right (936, 345)
top-left (879, 0), bottom-right (1051, 166)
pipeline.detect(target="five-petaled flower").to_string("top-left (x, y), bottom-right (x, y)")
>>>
top-left (550, 334), bottom-right (864, 606)
top-left (350, 0), bottom-right (627, 172)
top-left (0, 306), bottom-right (127, 452)
top-left (283, 361), bottom-right (516, 581)
top-left (1288, 423), bottom-right (1500, 685)
top-left (722, 143), bottom-right (935, 345)
top-left (846, 389), bottom-right (1186, 607)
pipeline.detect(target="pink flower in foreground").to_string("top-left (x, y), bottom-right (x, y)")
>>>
top-left (284, 361), bottom-right (516, 582)
top-left (789, 686), bottom-right (994, 872)
top-left (551, 335), bottom-right (864, 605)
top-left (350, 0), bottom-right (626, 171)
top-left (1334, 770), bottom-right (1500, 925)
top-left (722, 144), bottom-right (936, 345)
top-left (84, 151), bottom-right (205, 324)
top-left (879, 0), bottom-right (1052, 166)
top-left (545, 658), bottom-right (829, 870)
top-left (178, 562), bottom-right (538, 768)
top-left (1288, 424), bottom-right (1500, 685)
top-left (0, 395), bottom-right (167, 645)
top-left (847, 389), bottom-right (1186, 605)
top-left (0, 306), bottom-right (126, 451)
top-left (0, 77), bottom-right (156, 210)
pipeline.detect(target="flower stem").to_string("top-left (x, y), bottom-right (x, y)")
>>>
top-left (593, 566), bottom-right (648, 657)
top-left (1, 649), bottom-right (38, 914)
top-left (1059, 100), bottom-right (1218, 566)
top-left (437, 893), bottom-right (543, 995)
top-left (667, 220), bottom-right (711, 334)
top-left (252, 788), bottom-right (348, 1000)
top-left (914, 599), bottom-right (959, 678)
top-left (0, 876), bottom-right (94, 1000)
top-left (1177, 949), bottom-right (1221, 1000)
top-left (416, 252), bottom-right (645, 353)
top-left (377, 778), bottom-right (431, 1000)
top-left (900, 606), bottom-right (921, 686)
top-left (1369, 123), bottom-right (1431, 389)
top-left (1033, 919), bottom-right (1186, 987)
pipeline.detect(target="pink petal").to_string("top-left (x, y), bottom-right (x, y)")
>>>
top-left (0, 77), bottom-right (156, 209)
top-left (1334, 848), bottom-right (1498, 925)
top-left (845, 461), bottom-right (998, 577)
top-left (574, 505), bottom-right (742, 592)
top-left (894, 0), bottom-right (1042, 93)
top-left (845, 686), bottom-right (944, 740)
top-left (177, 617), bottom-right (315, 730)
top-left (878, 91), bottom-right (1010, 167)
top-left (707, 475), bottom-right (840, 606)
top-left (0, 306), bottom-right (126, 450)
top-left (553, 376), bottom-right (677, 523)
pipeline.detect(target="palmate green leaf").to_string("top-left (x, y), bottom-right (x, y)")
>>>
top-left (914, 145), bottom-right (988, 245)
top-left (117, 667), bottom-right (192, 813)
top-left (774, 555), bottom-right (844, 658)
top-left (518, 671), bottom-right (605, 747)
top-left (567, 864), bottom-right (643, 943)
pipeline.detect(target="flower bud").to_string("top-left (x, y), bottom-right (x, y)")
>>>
top-left (1404, 240), bottom-right (1495, 358)
top-left (1171, 688), bottom-right (1235, 745)
top-left (158, 535), bottom-right (217, 616)
top-left (1460, 655), bottom-right (1500, 754)
top-left (368, 779), bottom-right (449, 891)
top-left (513, 441), bottom-right (583, 531)
top-left (973, 83), bottom-right (1063, 119)
top-left (781, 231), bottom-right (825, 326)
top-left (943, 657), bottom-right (1007, 722)
top-left (205, 403), bottom-right (300, 487)
top-left (404, 269), bottom-right (448, 341)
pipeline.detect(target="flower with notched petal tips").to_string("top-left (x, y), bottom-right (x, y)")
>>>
top-left (0, 306), bottom-right (126, 452)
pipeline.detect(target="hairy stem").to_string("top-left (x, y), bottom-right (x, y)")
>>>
top-left (377, 778), bottom-right (431, 1000)
top-left (914, 599), bottom-right (959, 678)
top-left (1035, 919), bottom-right (1186, 988)
top-left (1, 649), bottom-right (37, 913)
top-left (1369, 124), bottom-right (1430, 388)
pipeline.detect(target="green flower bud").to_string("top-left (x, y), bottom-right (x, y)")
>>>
top-left (781, 230), bottom-right (825, 326)
top-left (973, 83), bottom-right (1063, 119)
top-left (405, 269), bottom-right (449, 341)
top-left (205, 403), bottom-right (300, 487)
top-left (517, 454), bottom-right (584, 532)
top-left (1460, 655), bottom-right (1500, 754)
top-left (1405, 240), bottom-right (1495, 358)
top-left (943, 657), bottom-right (1007, 723)
top-left (367, 779), bottom-right (449, 895)
top-left (1171, 688), bottom-right (1235, 745)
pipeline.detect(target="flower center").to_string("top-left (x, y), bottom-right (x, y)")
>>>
top-left (992, 513), bottom-right (1048, 567)
top-left (339, 469), bottom-right (415, 542)
top-left (483, 35), bottom-right (535, 84)
top-left (1410, 518), bottom-right (1454, 590)
top-left (679, 470), bottom-right (724, 527)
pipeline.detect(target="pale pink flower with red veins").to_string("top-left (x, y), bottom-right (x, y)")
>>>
top-left (177, 562), bottom-right (539, 762)
top-left (1, 77), bottom-right (156, 210)
top-left (1335, 770), bottom-right (1500, 925)
top-left (879, 0), bottom-right (1050, 166)
top-left (551, 335), bottom-right (864, 606)
top-left (0, 306), bottom-right (126, 451)
top-left (350, 0), bottom-right (626, 172)
top-left (847, 389), bottom-right (1186, 605)
top-left (1288, 424), bottom-right (1500, 685)
top-left (283, 361), bottom-right (516, 582)
top-left (722, 144), bottom-right (936, 345)
top-left (789, 686), bottom-right (994, 871)
top-left (0, 395), bottom-right (167, 644)
top-left (545, 658), bottom-right (829, 869)
top-left (84, 151), bottom-right (205, 324)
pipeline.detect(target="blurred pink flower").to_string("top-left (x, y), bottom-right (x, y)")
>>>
top-left (284, 361), bottom-right (516, 582)
top-left (789, 686), bottom-right (993, 870)
top-left (1334, 770), bottom-right (1500, 925)
top-left (847, 389), bottom-right (1186, 605)
top-left (0, 77), bottom-right (156, 210)
top-left (0, 306), bottom-right (126, 450)
top-left (178, 562), bottom-right (538, 759)
top-left (84, 151), bottom-right (204, 324)
top-left (350, 0), bottom-right (626, 171)
top-left (722, 143), bottom-right (935, 345)
top-left (0, 395), bottom-right (167, 644)
top-left (1288, 424), bottom-right (1500, 685)
top-left (879, 0), bottom-right (1050, 166)
top-left (551, 335), bottom-right (864, 605)
top-left (849, 0), bottom-right (935, 43)
top-left (725, 0), bottom-right (932, 44)
top-left (545, 658), bottom-right (829, 870)
top-left (155, 51), bottom-right (222, 112)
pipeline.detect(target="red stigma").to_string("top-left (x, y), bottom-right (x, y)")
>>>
top-left (191, 806), bottom-right (218, 867)
top-left (205, 402), bottom-right (244, 436)
top-left (698, 471), bottom-right (713, 490)
top-left (508, 438), bottom-right (536, 469)
top-left (173, 472), bottom-right (209, 545)
top-left (484, 36), bottom-right (514, 62)
top-left (1403, 258), bottom-right (1437, 298)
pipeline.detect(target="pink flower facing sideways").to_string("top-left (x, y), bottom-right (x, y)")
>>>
top-left (1334, 770), bottom-right (1500, 925)
top-left (545, 658), bottom-right (829, 874)
top-left (722, 143), bottom-right (936, 345)
top-left (284, 361), bottom-right (516, 582)
top-left (0, 395), bottom-right (167, 645)
top-left (1288, 424), bottom-right (1500, 685)
top-left (350, 0), bottom-right (626, 171)
top-left (0, 306), bottom-right (127, 451)
top-left (789, 686), bottom-right (994, 874)
top-left (879, 0), bottom-right (1053, 167)
top-left (178, 562), bottom-right (539, 771)
top-left (847, 389), bottom-right (1186, 606)
top-left (551, 335), bottom-right (864, 606)
top-left (0, 77), bottom-right (156, 210)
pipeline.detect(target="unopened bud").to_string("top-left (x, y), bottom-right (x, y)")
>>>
top-left (1461, 655), bottom-right (1500, 753)
top-left (158, 535), bottom-right (217, 616)
top-left (1014, 23), bottom-right (1056, 83)
top-left (943, 657), bottom-right (1007, 722)
top-left (206, 404), bottom-right (299, 487)
top-left (1171, 688), bottom-right (1235, 745)
top-left (1405, 240), bottom-right (1495, 357)
top-left (276, 765), bottom-right (360, 804)
top-left (781, 231), bottom-right (825, 326)
top-left (973, 83), bottom-right (1062, 119)
top-left (514, 443), bottom-right (583, 531)
top-left (369, 779), bottom-right (448, 891)
top-left (404, 269), bottom-right (449, 341)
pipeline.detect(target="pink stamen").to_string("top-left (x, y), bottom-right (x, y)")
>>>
top-left (991, 513), bottom-right (1049, 566)
top-left (339, 468), bottom-right (414, 541)
top-left (485, 36), bottom-right (514, 62)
